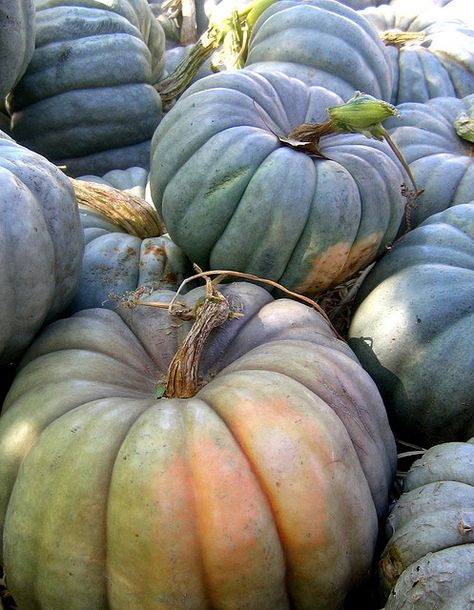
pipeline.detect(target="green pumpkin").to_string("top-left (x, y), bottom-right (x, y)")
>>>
top-left (150, 69), bottom-right (407, 296)
top-left (384, 93), bottom-right (474, 229)
top-left (0, 281), bottom-right (396, 608)
top-left (378, 439), bottom-right (474, 609)
top-left (348, 203), bottom-right (474, 446)
top-left (0, 0), bottom-right (35, 100)
top-left (7, 0), bottom-right (165, 177)
top-left (0, 131), bottom-right (83, 365)
top-left (360, 2), bottom-right (474, 105)
top-left (244, 0), bottom-right (393, 100)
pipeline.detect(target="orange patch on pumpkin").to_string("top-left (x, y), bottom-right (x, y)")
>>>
top-left (295, 233), bottom-right (381, 296)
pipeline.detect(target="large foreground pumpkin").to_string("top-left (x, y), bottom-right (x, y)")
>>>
top-left (0, 282), bottom-right (396, 609)
top-left (150, 69), bottom-right (407, 296)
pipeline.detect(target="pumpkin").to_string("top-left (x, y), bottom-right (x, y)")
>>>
top-left (348, 203), bottom-right (474, 447)
top-left (360, 2), bottom-right (474, 105)
top-left (384, 93), bottom-right (474, 229)
top-left (150, 69), bottom-right (407, 297)
top-left (0, 281), bottom-right (397, 608)
top-left (68, 170), bottom-right (192, 312)
top-left (0, 0), bottom-right (35, 100)
top-left (0, 130), bottom-right (83, 365)
top-left (6, 0), bottom-right (165, 177)
top-left (243, 0), bottom-right (393, 101)
top-left (378, 439), bottom-right (474, 608)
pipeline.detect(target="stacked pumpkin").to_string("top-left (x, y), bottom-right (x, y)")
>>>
top-left (1, 0), bottom-right (474, 608)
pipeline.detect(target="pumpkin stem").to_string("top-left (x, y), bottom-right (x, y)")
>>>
top-left (454, 110), bottom-right (474, 145)
top-left (70, 178), bottom-right (164, 238)
top-left (286, 91), bottom-right (421, 196)
top-left (165, 270), bottom-right (231, 398)
top-left (155, 0), bottom-right (275, 106)
top-left (380, 29), bottom-right (426, 49)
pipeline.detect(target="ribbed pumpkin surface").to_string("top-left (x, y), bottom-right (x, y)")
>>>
top-left (0, 282), bottom-right (397, 609)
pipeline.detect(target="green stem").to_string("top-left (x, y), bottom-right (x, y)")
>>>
top-left (155, 0), bottom-right (276, 106)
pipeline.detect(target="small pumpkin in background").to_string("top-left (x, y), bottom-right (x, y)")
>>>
top-left (7, 0), bottom-right (166, 177)
top-left (0, 279), bottom-right (397, 609)
top-left (150, 69), bottom-right (408, 298)
top-left (383, 93), bottom-right (474, 230)
top-left (360, 1), bottom-right (474, 105)
top-left (69, 170), bottom-right (192, 313)
top-left (0, 130), bottom-right (83, 366)
top-left (244, 0), bottom-right (393, 101)
top-left (0, 0), bottom-right (35, 101)
top-left (348, 203), bottom-right (474, 447)
top-left (378, 438), bottom-right (474, 609)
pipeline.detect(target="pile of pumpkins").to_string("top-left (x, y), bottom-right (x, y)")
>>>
top-left (0, 0), bottom-right (473, 608)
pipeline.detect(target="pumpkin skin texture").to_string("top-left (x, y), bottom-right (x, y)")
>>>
top-left (70, 212), bottom-right (191, 312)
top-left (378, 440), bottom-right (474, 609)
top-left (384, 94), bottom-right (474, 229)
top-left (244, 0), bottom-right (393, 101)
top-left (0, 131), bottom-right (83, 365)
top-left (348, 203), bottom-right (474, 447)
top-left (69, 167), bottom-right (191, 312)
top-left (360, 3), bottom-right (474, 105)
top-left (7, 0), bottom-right (165, 177)
top-left (150, 69), bottom-right (406, 296)
top-left (0, 0), bottom-right (35, 100)
top-left (0, 282), bottom-right (397, 609)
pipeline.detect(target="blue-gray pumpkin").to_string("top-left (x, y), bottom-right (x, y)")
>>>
top-left (379, 439), bottom-right (474, 609)
top-left (360, 2), bottom-right (474, 105)
top-left (0, 131), bottom-right (83, 365)
top-left (150, 69), bottom-right (407, 297)
top-left (0, 0), bottom-right (35, 100)
top-left (244, 0), bottom-right (393, 101)
top-left (348, 203), bottom-right (474, 446)
top-left (384, 93), bottom-right (474, 229)
top-left (7, 0), bottom-right (166, 177)
top-left (69, 168), bottom-right (191, 312)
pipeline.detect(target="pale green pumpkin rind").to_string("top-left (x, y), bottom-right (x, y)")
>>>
top-left (0, 284), bottom-right (396, 607)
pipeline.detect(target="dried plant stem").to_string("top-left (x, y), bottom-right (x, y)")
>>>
top-left (71, 178), bottom-right (163, 238)
top-left (165, 274), bottom-right (230, 398)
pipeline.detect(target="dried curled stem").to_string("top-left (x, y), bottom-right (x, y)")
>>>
top-left (165, 272), bottom-right (230, 398)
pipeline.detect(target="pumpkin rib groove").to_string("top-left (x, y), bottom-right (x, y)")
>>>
top-left (220, 340), bottom-right (396, 516)
top-left (185, 390), bottom-right (290, 606)
top-left (196, 368), bottom-right (376, 607)
top-left (208, 145), bottom-right (306, 274)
